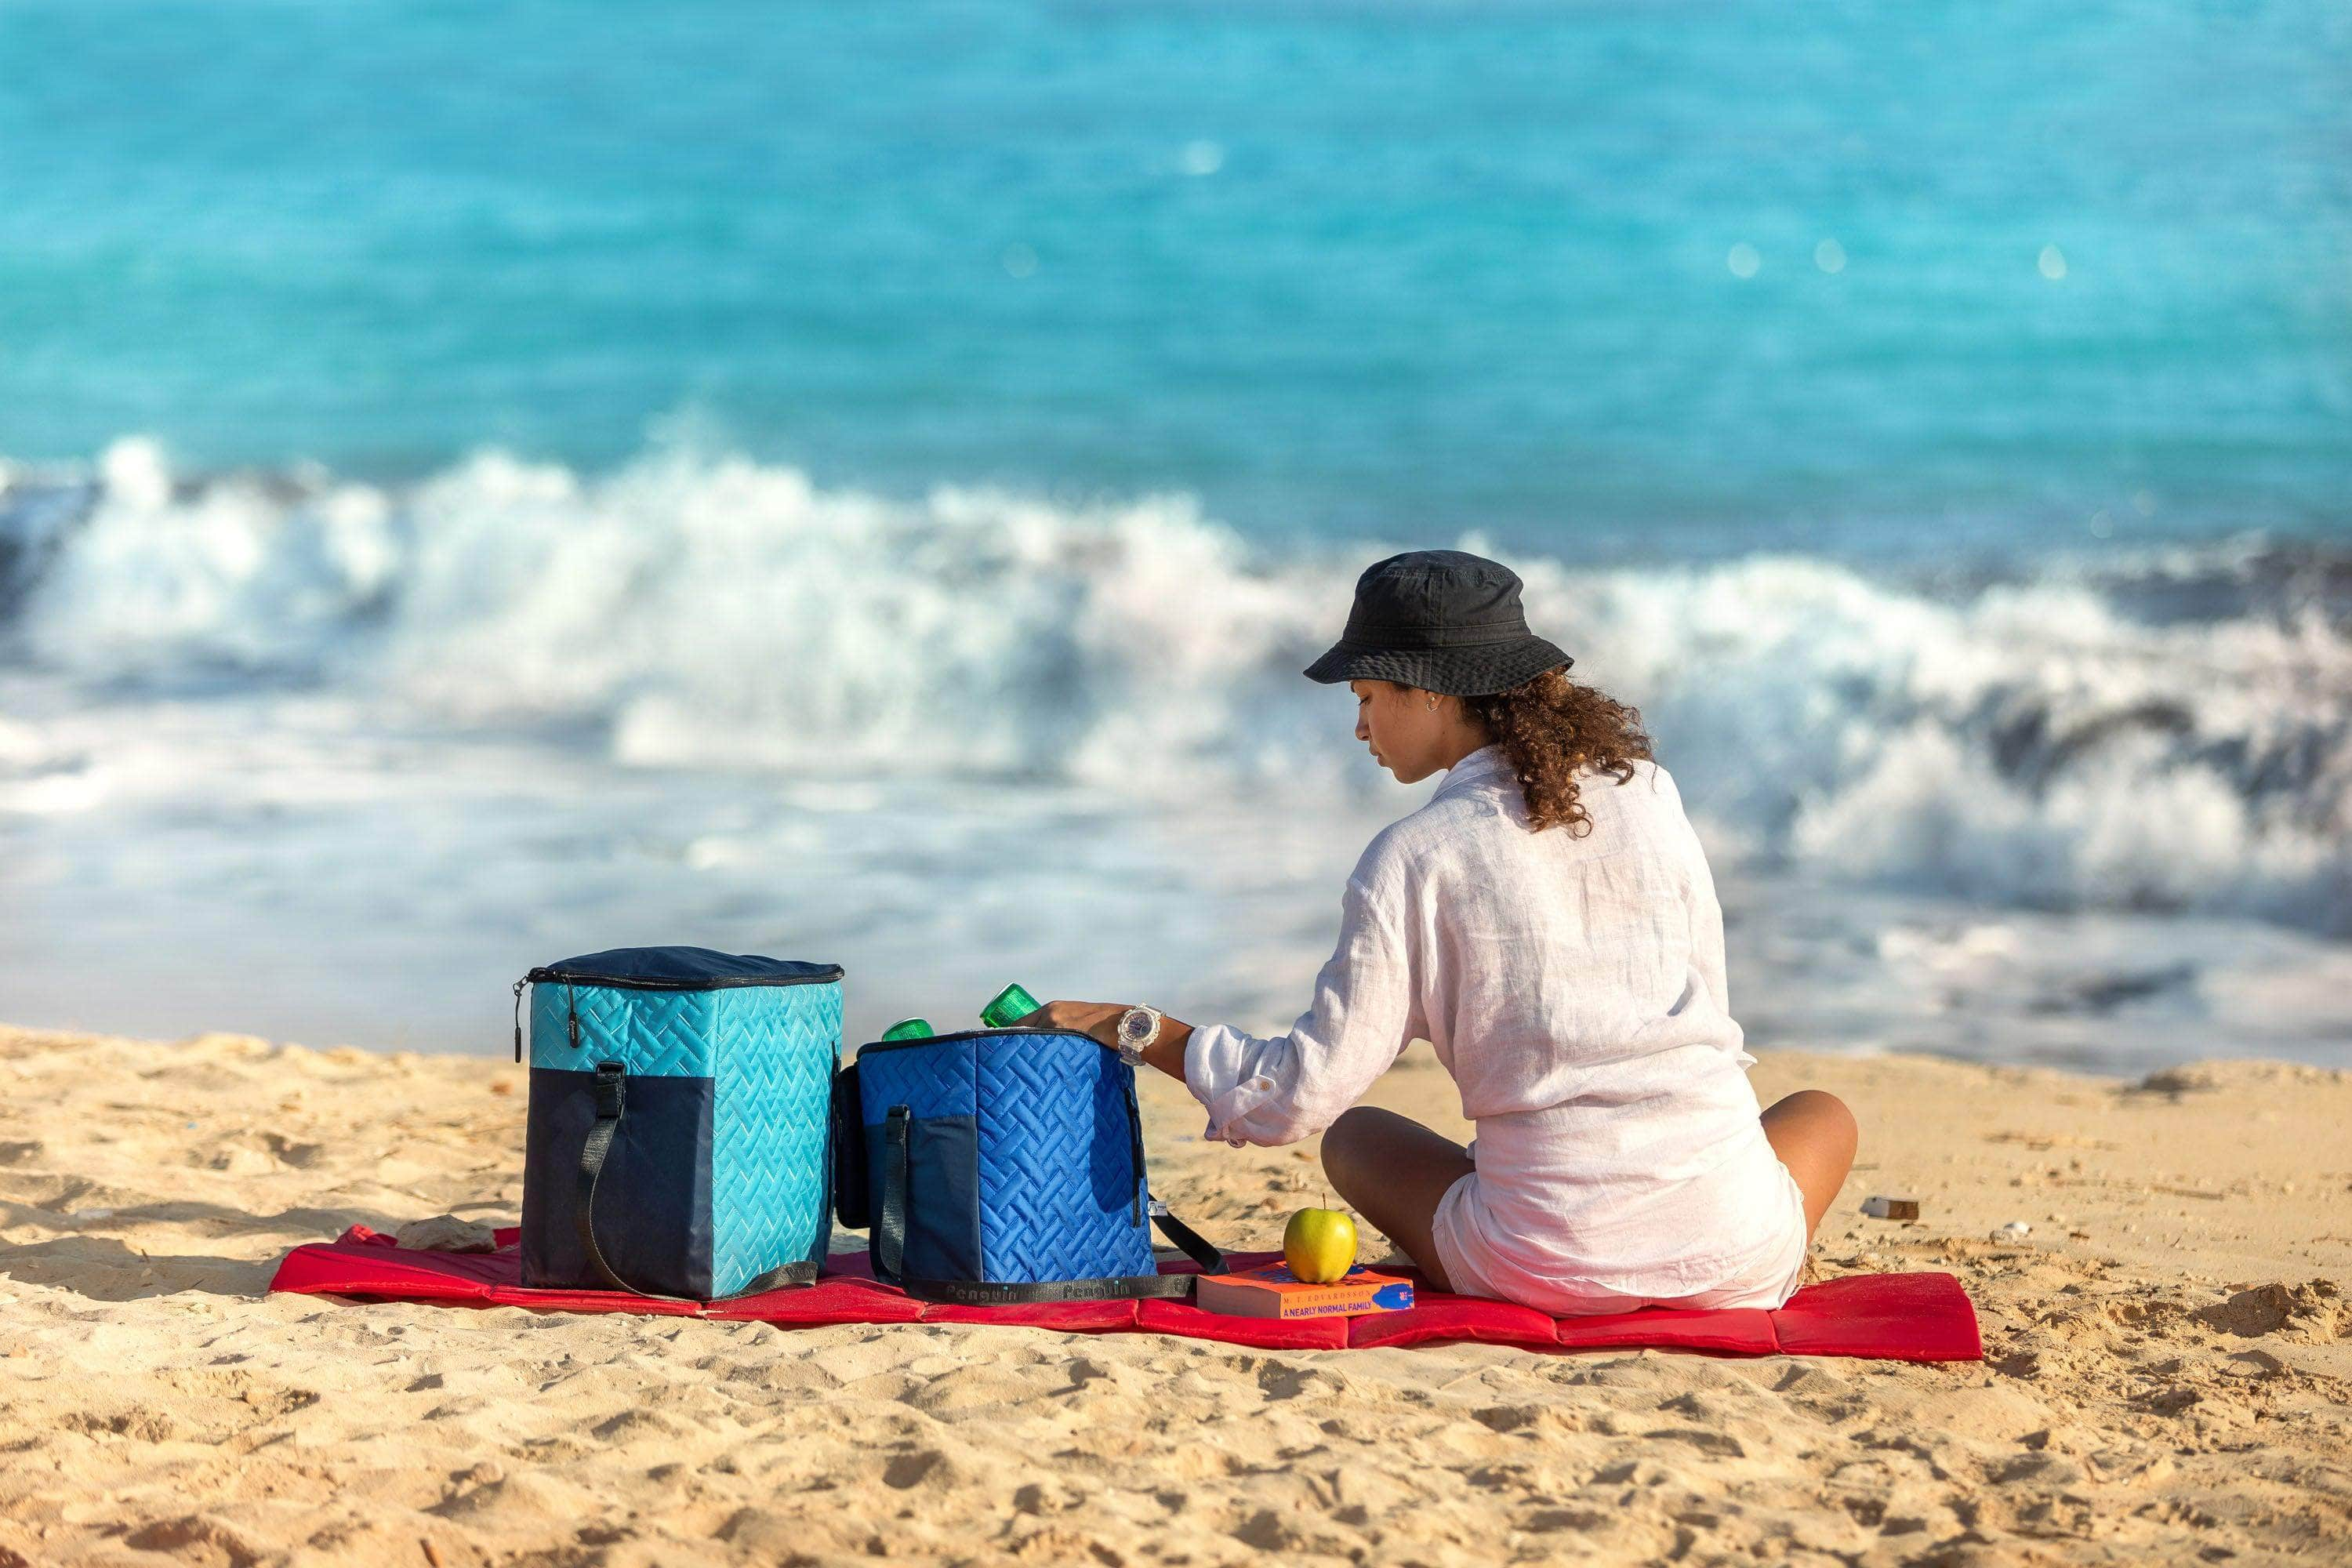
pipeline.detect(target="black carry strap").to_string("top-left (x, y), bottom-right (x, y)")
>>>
top-left (1147, 1200), bottom-right (1227, 1276)
top-left (1127, 1082), bottom-right (1228, 1276)
top-left (576, 1060), bottom-right (818, 1302)
top-left (887, 1203), bottom-right (1228, 1305)
top-left (876, 1105), bottom-right (910, 1283)
top-left (575, 1062), bottom-right (681, 1299)
top-left (873, 1097), bottom-right (1227, 1305)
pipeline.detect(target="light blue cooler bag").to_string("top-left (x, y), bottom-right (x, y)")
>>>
top-left (515, 946), bottom-right (843, 1300)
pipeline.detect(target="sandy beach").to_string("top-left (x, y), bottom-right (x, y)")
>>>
top-left (0, 1022), bottom-right (2346, 1566)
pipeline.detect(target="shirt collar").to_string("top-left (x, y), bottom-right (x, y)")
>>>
top-left (1433, 743), bottom-right (1509, 800)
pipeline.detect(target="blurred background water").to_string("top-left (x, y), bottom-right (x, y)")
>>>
top-left (3, 0), bottom-right (2348, 1069)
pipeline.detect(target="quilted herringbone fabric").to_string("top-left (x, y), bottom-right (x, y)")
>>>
top-left (858, 1040), bottom-right (978, 1125)
top-left (530, 982), bottom-right (715, 1077)
top-left (710, 982), bottom-right (840, 1294)
top-left (973, 1035), bottom-right (1153, 1284)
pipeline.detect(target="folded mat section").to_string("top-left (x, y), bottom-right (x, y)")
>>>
top-left (268, 1228), bottom-right (1981, 1360)
top-left (1772, 1270), bottom-right (1984, 1361)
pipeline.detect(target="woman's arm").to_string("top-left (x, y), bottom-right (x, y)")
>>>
top-left (1020, 858), bottom-right (1423, 1148)
top-left (1011, 999), bottom-right (1193, 1082)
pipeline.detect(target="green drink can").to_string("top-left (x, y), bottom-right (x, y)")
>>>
top-left (979, 983), bottom-right (1040, 1030)
top-left (880, 1018), bottom-right (934, 1042)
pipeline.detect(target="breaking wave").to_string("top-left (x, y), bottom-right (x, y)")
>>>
top-left (4, 438), bottom-right (2348, 933)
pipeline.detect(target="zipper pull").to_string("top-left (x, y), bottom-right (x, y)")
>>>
top-left (568, 985), bottom-right (581, 1050)
top-left (512, 978), bottom-right (525, 1064)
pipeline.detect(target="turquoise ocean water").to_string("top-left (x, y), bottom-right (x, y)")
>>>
top-left (5, 0), bottom-right (2347, 554)
top-left (2, 0), bottom-right (2348, 1065)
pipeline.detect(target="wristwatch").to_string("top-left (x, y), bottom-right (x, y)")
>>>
top-left (1114, 1005), bottom-right (1163, 1065)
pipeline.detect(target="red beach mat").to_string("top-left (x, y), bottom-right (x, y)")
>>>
top-left (268, 1228), bottom-right (1981, 1360)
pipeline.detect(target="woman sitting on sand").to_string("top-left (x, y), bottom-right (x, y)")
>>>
top-left (1022, 549), bottom-right (1857, 1314)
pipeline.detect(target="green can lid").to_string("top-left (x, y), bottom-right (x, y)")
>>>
top-left (880, 1018), bottom-right (934, 1042)
top-left (979, 982), bottom-right (1040, 1030)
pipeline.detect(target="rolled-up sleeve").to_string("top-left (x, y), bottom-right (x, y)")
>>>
top-left (1183, 856), bottom-right (1423, 1146)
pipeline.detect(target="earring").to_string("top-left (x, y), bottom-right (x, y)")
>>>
top-left (1426, 696), bottom-right (1439, 710)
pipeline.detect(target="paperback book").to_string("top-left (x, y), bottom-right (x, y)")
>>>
top-left (1196, 1262), bottom-right (1414, 1319)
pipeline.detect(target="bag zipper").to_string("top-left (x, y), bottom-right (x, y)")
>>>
top-left (513, 980), bottom-right (588, 1060)
top-left (521, 964), bottom-right (843, 993)
top-left (855, 1025), bottom-right (1102, 1055)
top-left (514, 964), bottom-right (843, 1060)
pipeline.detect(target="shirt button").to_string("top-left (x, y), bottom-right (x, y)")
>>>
top-left (1250, 1077), bottom-right (1272, 1091)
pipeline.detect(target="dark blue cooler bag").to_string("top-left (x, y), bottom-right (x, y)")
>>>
top-left (516, 947), bottom-right (844, 1300)
top-left (836, 1028), bottom-right (1224, 1304)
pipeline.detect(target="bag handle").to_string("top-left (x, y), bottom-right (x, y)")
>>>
top-left (575, 1062), bottom-right (686, 1300)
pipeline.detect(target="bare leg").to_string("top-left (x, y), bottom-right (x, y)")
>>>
top-left (1760, 1090), bottom-right (1859, 1240)
top-left (1318, 1106), bottom-right (1475, 1290)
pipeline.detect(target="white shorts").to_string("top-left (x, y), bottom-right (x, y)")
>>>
top-left (1429, 1156), bottom-right (1811, 1316)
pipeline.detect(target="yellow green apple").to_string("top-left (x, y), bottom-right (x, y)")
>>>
top-left (1283, 1207), bottom-right (1358, 1283)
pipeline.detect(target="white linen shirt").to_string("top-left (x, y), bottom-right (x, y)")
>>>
top-left (1185, 744), bottom-right (1797, 1298)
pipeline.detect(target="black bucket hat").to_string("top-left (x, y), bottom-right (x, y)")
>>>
top-left (1303, 550), bottom-right (1572, 696)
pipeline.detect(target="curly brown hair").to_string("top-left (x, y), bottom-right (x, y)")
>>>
top-left (1459, 668), bottom-right (1654, 835)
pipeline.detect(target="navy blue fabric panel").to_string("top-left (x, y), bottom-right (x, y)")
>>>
top-left (539, 946), bottom-right (840, 987)
top-left (869, 1114), bottom-right (980, 1283)
top-left (831, 1064), bottom-right (869, 1229)
top-left (520, 1066), bottom-right (715, 1298)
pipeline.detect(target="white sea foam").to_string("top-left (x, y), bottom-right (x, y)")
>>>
top-left (4, 439), bottom-right (2348, 935)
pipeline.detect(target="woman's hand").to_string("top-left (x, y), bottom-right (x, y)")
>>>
top-left (1011, 1000), bottom-right (1129, 1048)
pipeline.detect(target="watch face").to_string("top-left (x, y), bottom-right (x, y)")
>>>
top-left (1120, 1009), bottom-right (1153, 1044)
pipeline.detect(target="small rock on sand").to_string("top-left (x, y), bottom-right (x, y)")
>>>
top-left (394, 1214), bottom-right (498, 1253)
